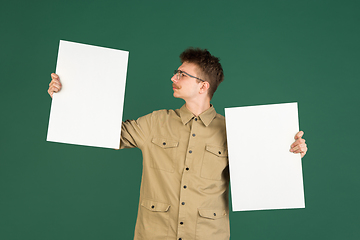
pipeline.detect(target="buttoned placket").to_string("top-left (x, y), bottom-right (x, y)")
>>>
top-left (177, 116), bottom-right (198, 240)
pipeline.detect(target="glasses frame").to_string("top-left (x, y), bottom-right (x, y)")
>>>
top-left (173, 70), bottom-right (205, 82)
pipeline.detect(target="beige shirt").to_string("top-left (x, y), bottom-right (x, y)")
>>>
top-left (120, 105), bottom-right (230, 240)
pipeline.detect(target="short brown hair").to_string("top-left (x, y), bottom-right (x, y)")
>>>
top-left (180, 47), bottom-right (224, 99)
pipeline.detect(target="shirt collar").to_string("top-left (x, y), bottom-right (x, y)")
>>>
top-left (179, 104), bottom-right (217, 127)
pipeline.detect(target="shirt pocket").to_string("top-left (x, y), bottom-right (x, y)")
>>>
top-left (141, 199), bottom-right (171, 212)
top-left (196, 208), bottom-right (229, 240)
top-left (200, 145), bottom-right (228, 181)
top-left (137, 199), bottom-right (171, 239)
top-left (150, 136), bottom-right (179, 172)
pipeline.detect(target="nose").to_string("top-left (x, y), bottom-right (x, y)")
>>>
top-left (171, 74), bottom-right (177, 83)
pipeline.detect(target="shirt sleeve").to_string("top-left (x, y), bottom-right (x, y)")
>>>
top-left (119, 112), bottom-right (156, 150)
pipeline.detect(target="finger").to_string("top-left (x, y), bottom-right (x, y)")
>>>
top-left (292, 146), bottom-right (303, 153)
top-left (49, 80), bottom-right (62, 92)
top-left (50, 82), bottom-right (61, 90)
top-left (290, 145), bottom-right (300, 153)
top-left (48, 86), bottom-right (60, 98)
top-left (295, 131), bottom-right (304, 140)
top-left (48, 88), bottom-right (53, 98)
top-left (49, 78), bottom-right (61, 86)
top-left (49, 85), bottom-right (60, 93)
top-left (291, 143), bottom-right (307, 154)
top-left (291, 138), bottom-right (305, 148)
top-left (51, 73), bottom-right (59, 80)
top-left (300, 143), bottom-right (308, 155)
top-left (300, 147), bottom-right (308, 158)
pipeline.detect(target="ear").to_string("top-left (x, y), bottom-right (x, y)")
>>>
top-left (199, 81), bottom-right (210, 94)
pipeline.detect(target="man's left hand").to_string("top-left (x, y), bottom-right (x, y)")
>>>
top-left (290, 131), bottom-right (307, 158)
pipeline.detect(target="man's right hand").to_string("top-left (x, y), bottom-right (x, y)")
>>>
top-left (48, 73), bottom-right (62, 98)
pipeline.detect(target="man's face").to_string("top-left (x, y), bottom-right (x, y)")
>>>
top-left (171, 62), bottom-right (203, 101)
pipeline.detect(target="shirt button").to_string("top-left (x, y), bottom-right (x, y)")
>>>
top-left (192, 133), bottom-right (196, 137)
top-left (181, 202), bottom-right (185, 205)
top-left (179, 238), bottom-right (182, 240)
top-left (218, 151), bottom-right (221, 154)
top-left (194, 118), bottom-right (198, 121)
top-left (214, 213), bottom-right (216, 216)
top-left (189, 150), bottom-right (192, 153)
top-left (183, 185), bottom-right (187, 189)
top-left (151, 205), bottom-right (155, 209)
top-left (180, 221), bottom-right (184, 225)
top-left (186, 167), bottom-right (189, 171)
top-left (163, 142), bottom-right (166, 146)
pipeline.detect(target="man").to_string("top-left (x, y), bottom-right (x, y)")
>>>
top-left (48, 48), bottom-right (307, 240)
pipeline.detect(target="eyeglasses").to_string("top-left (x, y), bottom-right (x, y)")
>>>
top-left (173, 70), bottom-right (205, 82)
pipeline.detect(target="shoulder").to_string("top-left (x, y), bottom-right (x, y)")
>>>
top-left (210, 113), bottom-right (226, 129)
top-left (149, 109), bottom-right (176, 117)
top-left (215, 113), bottom-right (225, 120)
top-left (214, 112), bottom-right (225, 124)
top-left (138, 109), bottom-right (177, 121)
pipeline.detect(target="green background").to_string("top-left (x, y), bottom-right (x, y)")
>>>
top-left (1, 0), bottom-right (359, 239)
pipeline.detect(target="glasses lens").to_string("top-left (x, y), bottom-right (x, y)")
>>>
top-left (174, 70), bottom-right (180, 80)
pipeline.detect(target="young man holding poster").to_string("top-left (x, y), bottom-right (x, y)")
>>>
top-left (48, 48), bottom-right (307, 240)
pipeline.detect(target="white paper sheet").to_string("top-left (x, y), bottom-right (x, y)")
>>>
top-left (225, 102), bottom-right (305, 211)
top-left (47, 40), bottom-right (129, 149)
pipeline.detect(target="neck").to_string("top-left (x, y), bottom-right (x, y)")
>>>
top-left (184, 99), bottom-right (211, 117)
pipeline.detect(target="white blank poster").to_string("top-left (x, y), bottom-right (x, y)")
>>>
top-left (225, 102), bottom-right (305, 211)
top-left (47, 40), bottom-right (129, 149)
